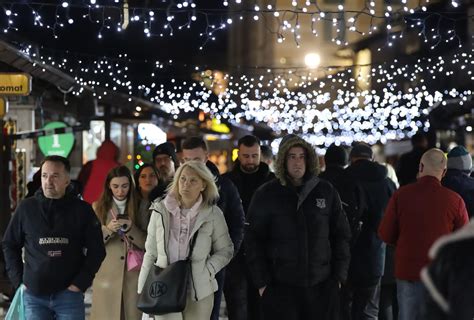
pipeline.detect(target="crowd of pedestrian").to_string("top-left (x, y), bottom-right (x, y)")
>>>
top-left (2, 133), bottom-right (473, 320)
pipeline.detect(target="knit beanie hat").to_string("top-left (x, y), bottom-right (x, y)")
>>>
top-left (325, 144), bottom-right (348, 167)
top-left (152, 142), bottom-right (179, 168)
top-left (447, 146), bottom-right (472, 172)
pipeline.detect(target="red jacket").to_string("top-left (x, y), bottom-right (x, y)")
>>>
top-left (79, 140), bottom-right (119, 204)
top-left (378, 176), bottom-right (468, 281)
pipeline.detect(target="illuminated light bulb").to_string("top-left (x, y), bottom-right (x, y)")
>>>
top-left (304, 53), bottom-right (321, 69)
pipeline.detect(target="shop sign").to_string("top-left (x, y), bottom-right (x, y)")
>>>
top-left (38, 122), bottom-right (75, 157)
top-left (0, 73), bottom-right (32, 96)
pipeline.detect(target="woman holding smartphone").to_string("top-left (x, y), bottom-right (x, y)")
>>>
top-left (90, 166), bottom-right (146, 320)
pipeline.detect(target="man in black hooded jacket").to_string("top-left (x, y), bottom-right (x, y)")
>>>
top-left (2, 155), bottom-right (105, 320)
top-left (245, 135), bottom-right (351, 320)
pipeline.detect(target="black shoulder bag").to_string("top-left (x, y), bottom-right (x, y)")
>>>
top-left (137, 231), bottom-right (199, 315)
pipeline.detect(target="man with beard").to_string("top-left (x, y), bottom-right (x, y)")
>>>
top-left (223, 135), bottom-right (275, 320)
top-left (181, 136), bottom-right (245, 320)
top-left (149, 142), bottom-right (180, 200)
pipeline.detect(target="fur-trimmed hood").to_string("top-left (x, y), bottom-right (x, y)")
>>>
top-left (275, 135), bottom-right (320, 186)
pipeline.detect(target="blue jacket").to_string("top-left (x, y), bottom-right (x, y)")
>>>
top-left (442, 169), bottom-right (474, 218)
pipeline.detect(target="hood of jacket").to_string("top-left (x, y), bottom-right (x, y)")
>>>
top-left (96, 140), bottom-right (119, 162)
top-left (346, 159), bottom-right (388, 182)
top-left (275, 135), bottom-right (320, 186)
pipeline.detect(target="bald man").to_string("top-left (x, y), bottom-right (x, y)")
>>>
top-left (378, 148), bottom-right (469, 320)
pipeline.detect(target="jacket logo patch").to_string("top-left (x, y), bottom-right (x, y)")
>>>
top-left (39, 237), bottom-right (69, 245)
top-left (316, 199), bottom-right (326, 209)
top-left (47, 250), bottom-right (62, 257)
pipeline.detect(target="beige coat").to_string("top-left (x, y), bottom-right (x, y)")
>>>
top-left (138, 199), bottom-right (234, 302)
top-left (90, 204), bottom-right (146, 320)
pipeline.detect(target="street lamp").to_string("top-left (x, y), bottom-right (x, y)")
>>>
top-left (304, 53), bottom-right (321, 69)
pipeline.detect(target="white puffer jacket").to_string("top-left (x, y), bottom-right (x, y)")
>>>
top-left (137, 197), bottom-right (234, 301)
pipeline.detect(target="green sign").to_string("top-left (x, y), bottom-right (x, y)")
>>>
top-left (38, 122), bottom-right (75, 157)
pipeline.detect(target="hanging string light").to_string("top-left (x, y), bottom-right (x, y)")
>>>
top-left (0, 0), bottom-right (470, 49)
top-left (17, 42), bottom-right (473, 145)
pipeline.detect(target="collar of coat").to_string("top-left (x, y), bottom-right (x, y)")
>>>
top-left (150, 197), bottom-right (216, 234)
top-left (164, 192), bottom-right (203, 220)
top-left (428, 219), bottom-right (474, 259)
top-left (294, 176), bottom-right (321, 211)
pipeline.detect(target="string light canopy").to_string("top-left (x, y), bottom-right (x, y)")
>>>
top-left (0, 0), bottom-right (470, 49)
top-left (18, 41), bottom-right (473, 145)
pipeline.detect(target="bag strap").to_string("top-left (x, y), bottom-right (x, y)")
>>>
top-left (187, 231), bottom-right (199, 260)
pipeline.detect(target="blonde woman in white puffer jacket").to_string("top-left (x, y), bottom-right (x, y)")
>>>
top-left (138, 161), bottom-right (234, 320)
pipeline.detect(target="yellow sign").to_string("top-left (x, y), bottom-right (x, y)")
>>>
top-left (0, 73), bottom-right (31, 96)
top-left (210, 118), bottom-right (230, 133)
top-left (0, 97), bottom-right (7, 118)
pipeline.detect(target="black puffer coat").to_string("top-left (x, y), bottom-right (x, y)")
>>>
top-left (421, 221), bottom-right (474, 320)
top-left (245, 177), bottom-right (351, 288)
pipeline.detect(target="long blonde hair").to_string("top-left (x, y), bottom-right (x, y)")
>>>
top-left (94, 166), bottom-right (137, 225)
top-left (166, 161), bottom-right (219, 208)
